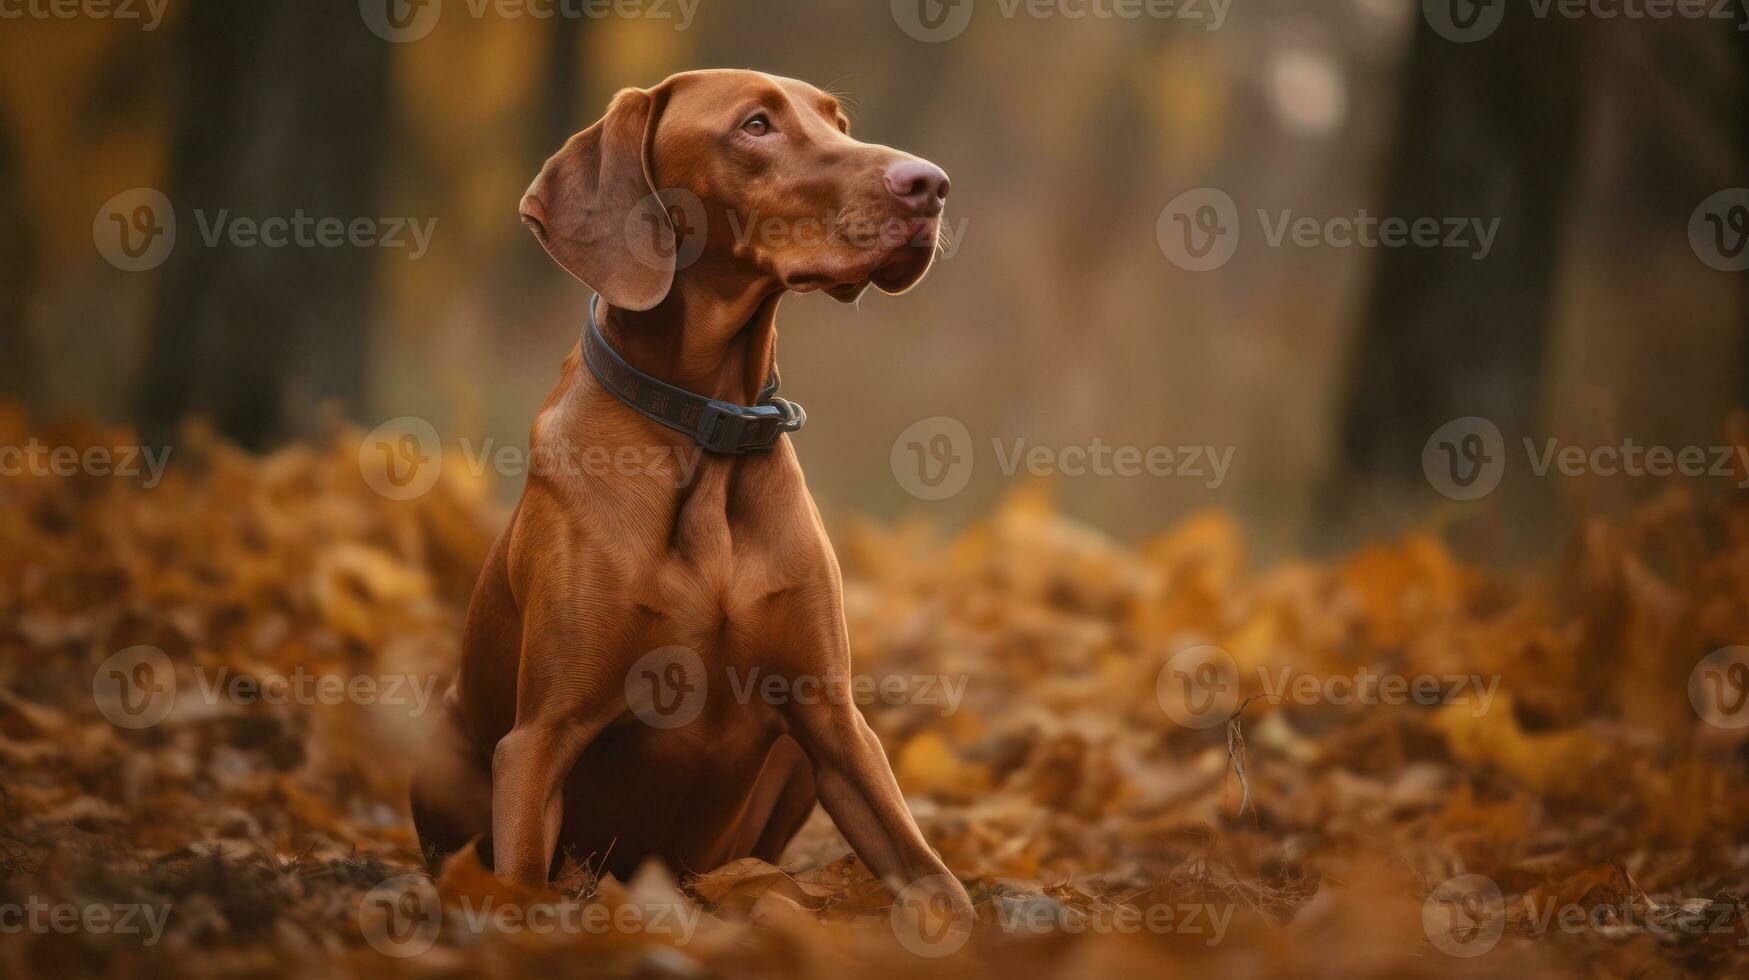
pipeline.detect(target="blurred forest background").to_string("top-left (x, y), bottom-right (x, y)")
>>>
top-left (0, 0), bottom-right (1745, 557)
top-left (4, 6), bottom-right (1749, 975)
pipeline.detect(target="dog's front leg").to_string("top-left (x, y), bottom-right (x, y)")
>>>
top-left (491, 716), bottom-right (603, 886)
top-left (489, 621), bottom-right (617, 887)
top-left (782, 666), bottom-right (973, 917)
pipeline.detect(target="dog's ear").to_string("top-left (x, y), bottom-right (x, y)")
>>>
top-left (520, 84), bottom-right (674, 311)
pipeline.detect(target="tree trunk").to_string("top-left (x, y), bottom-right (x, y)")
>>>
top-left (1334, 10), bottom-right (1590, 486)
top-left (0, 108), bottom-right (35, 408)
top-left (139, 0), bottom-right (390, 448)
top-left (1738, 7), bottom-right (1749, 406)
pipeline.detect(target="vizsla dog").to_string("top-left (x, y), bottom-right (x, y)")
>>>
top-left (410, 69), bottom-right (970, 915)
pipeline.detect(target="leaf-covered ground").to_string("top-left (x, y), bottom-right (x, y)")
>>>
top-left (1, 409), bottom-right (1747, 978)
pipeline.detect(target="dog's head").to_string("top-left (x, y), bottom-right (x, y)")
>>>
top-left (520, 69), bottom-right (950, 311)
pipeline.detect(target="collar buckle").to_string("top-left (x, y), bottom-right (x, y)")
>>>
top-left (700, 403), bottom-right (776, 455)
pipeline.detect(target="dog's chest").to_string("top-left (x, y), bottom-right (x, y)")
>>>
top-left (565, 453), bottom-right (835, 692)
top-left (644, 536), bottom-right (799, 647)
top-left (645, 465), bottom-right (823, 637)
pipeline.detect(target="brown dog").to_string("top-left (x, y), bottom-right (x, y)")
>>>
top-left (409, 69), bottom-right (970, 915)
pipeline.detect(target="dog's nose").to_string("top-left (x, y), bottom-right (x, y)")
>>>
top-left (884, 159), bottom-right (950, 215)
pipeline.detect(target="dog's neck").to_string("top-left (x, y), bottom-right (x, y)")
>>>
top-left (599, 278), bottom-right (783, 405)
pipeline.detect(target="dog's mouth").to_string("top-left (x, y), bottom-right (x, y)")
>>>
top-left (787, 215), bottom-right (941, 299)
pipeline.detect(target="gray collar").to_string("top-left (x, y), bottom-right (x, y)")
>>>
top-left (580, 295), bottom-right (806, 455)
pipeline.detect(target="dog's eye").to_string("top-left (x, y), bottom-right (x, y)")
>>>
top-left (741, 114), bottom-right (771, 136)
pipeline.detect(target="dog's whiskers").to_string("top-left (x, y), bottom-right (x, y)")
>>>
top-left (933, 222), bottom-right (954, 258)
